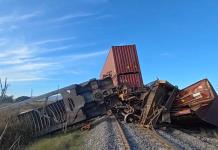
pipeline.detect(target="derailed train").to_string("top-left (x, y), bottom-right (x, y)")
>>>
top-left (18, 77), bottom-right (218, 137)
top-left (17, 44), bottom-right (218, 137)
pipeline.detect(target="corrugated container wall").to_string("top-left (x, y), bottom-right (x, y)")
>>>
top-left (100, 44), bottom-right (143, 87)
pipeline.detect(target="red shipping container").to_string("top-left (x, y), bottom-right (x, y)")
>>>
top-left (100, 44), bottom-right (143, 87)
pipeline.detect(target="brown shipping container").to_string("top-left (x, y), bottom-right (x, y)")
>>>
top-left (171, 79), bottom-right (218, 126)
top-left (100, 44), bottom-right (143, 87)
top-left (173, 79), bottom-right (216, 108)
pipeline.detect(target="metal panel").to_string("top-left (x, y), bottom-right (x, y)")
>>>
top-left (100, 49), bottom-right (116, 79)
top-left (112, 45), bottom-right (140, 74)
top-left (140, 80), bottom-right (177, 127)
top-left (173, 79), bottom-right (216, 109)
top-left (118, 73), bottom-right (143, 87)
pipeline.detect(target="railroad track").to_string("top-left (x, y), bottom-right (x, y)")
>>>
top-left (112, 114), bottom-right (175, 150)
top-left (142, 127), bottom-right (175, 150)
top-left (112, 115), bottom-right (131, 150)
top-left (86, 115), bottom-right (218, 150)
top-left (129, 124), bottom-right (175, 150)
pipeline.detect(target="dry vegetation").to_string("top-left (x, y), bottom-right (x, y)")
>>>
top-left (0, 100), bottom-right (86, 150)
top-left (25, 130), bottom-right (86, 150)
top-left (0, 108), bottom-right (33, 150)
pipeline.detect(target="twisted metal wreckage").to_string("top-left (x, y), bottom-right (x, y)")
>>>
top-left (3, 44), bottom-right (218, 137)
top-left (16, 77), bottom-right (218, 137)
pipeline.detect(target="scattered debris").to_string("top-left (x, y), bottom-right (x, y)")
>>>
top-left (81, 122), bottom-right (91, 131)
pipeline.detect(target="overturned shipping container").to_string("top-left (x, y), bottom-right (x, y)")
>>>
top-left (100, 44), bottom-right (143, 88)
top-left (171, 79), bottom-right (218, 126)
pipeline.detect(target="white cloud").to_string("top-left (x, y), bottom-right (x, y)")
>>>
top-left (9, 77), bottom-right (47, 82)
top-left (36, 43), bottom-right (97, 54)
top-left (0, 44), bottom-right (56, 82)
top-left (18, 11), bottom-right (41, 20)
top-left (0, 37), bottom-right (107, 82)
top-left (39, 45), bottom-right (73, 53)
top-left (69, 50), bottom-right (107, 60)
top-left (0, 11), bottom-right (41, 24)
top-left (0, 47), bottom-right (30, 57)
top-left (52, 12), bottom-right (96, 22)
top-left (13, 63), bottom-right (55, 71)
top-left (30, 36), bottom-right (76, 45)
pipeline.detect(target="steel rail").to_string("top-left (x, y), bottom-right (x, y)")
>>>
top-left (112, 115), bottom-right (131, 150)
top-left (141, 126), bottom-right (176, 150)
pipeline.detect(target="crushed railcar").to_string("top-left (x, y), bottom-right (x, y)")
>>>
top-left (113, 78), bottom-right (218, 128)
top-left (171, 79), bottom-right (218, 126)
top-left (100, 45), bottom-right (218, 128)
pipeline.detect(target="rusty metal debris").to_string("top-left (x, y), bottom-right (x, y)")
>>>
top-left (16, 78), bottom-right (218, 137)
top-left (100, 45), bottom-right (218, 128)
top-left (81, 122), bottom-right (91, 131)
top-left (111, 80), bottom-right (179, 128)
top-left (113, 78), bottom-right (218, 128)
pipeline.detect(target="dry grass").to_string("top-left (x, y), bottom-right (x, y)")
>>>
top-left (0, 100), bottom-right (84, 150)
top-left (0, 107), bottom-right (34, 150)
top-left (24, 130), bottom-right (86, 150)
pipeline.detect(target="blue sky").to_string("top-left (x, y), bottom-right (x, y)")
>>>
top-left (0, 0), bottom-right (217, 97)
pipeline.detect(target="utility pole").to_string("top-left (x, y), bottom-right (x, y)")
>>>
top-left (31, 89), bottom-right (33, 98)
top-left (56, 84), bottom-right (60, 101)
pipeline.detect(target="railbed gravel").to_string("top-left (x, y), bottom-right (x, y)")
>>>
top-left (191, 135), bottom-right (218, 147)
top-left (120, 123), bottom-right (172, 150)
top-left (84, 116), bottom-right (126, 150)
top-left (179, 128), bottom-right (218, 147)
top-left (84, 116), bottom-right (218, 150)
top-left (157, 127), bottom-right (218, 150)
top-left (84, 117), bottom-right (174, 150)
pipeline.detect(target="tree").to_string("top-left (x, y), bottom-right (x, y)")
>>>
top-left (15, 96), bottom-right (30, 102)
top-left (0, 78), bottom-right (13, 103)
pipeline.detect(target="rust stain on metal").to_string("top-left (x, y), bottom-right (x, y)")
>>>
top-left (140, 80), bottom-right (178, 128)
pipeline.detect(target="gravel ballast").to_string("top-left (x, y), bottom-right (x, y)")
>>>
top-left (84, 116), bottom-right (218, 150)
top-left (84, 116), bottom-right (126, 150)
top-left (121, 123), bottom-right (172, 150)
top-left (157, 127), bottom-right (218, 150)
